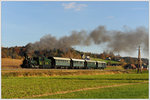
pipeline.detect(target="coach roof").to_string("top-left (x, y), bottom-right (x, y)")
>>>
top-left (85, 60), bottom-right (96, 63)
top-left (71, 59), bottom-right (85, 62)
top-left (53, 57), bottom-right (71, 60)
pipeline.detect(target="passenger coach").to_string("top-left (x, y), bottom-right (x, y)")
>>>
top-left (71, 59), bottom-right (85, 69)
top-left (48, 57), bottom-right (71, 69)
top-left (96, 61), bottom-right (106, 69)
top-left (85, 60), bottom-right (97, 69)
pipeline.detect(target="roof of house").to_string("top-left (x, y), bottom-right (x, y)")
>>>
top-left (131, 64), bottom-right (136, 68)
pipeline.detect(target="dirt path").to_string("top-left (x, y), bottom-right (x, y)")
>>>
top-left (16, 81), bottom-right (148, 99)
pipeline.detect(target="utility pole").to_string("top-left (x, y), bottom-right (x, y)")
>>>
top-left (137, 46), bottom-right (142, 73)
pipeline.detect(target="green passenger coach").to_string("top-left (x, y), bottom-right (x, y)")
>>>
top-left (85, 60), bottom-right (97, 69)
top-left (96, 61), bottom-right (106, 69)
top-left (48, 57), bottom-right (71, 69)
top-left (71, 59), bottom-right (85, 69)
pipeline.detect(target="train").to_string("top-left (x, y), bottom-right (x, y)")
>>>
top-left (21, 56), bottom-right (106, 69)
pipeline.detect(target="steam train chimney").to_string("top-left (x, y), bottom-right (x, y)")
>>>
top-left (137, 46), bottom-right (142, 73)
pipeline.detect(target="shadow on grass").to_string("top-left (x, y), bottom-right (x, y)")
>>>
top-left (49, 77), bottom-right (148, 81)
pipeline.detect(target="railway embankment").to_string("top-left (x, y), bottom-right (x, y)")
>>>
top-left (2, 69), bottom-right (129, 77)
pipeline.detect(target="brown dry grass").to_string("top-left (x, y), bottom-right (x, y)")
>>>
top-left (105, 66), bottom-right (124, 70)
top-left (2, 69), bottom-right (128, 77)
top-left (1, 58), bottom-right (23, 69)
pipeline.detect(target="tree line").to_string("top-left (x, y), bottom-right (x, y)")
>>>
top-left (1, 46), bottom-right (148, 65)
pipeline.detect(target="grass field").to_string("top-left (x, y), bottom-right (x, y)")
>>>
top-left (91, 58), bottom-right (121, 64)
top-left (105, 65), bottom-right (124, 70)
top-left (2, 72), bottom-right (149, 99)
top-left (37, 83), bottom-right (148, 99)
top-left (1, 58), bottom-right (149, 99)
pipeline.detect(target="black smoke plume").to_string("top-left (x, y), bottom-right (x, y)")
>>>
top-left (27, 26), bottom-right (149, 56)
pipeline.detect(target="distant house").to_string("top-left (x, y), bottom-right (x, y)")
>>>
top-left (106, 57), bottom-right (111, 60)
top-left (131, 64), bottom-right (137, 69)
top-left (124, 64), bottom-right (136, 69)
top-left (134, 63), bottom-right (148, 69)
top-left (85, 56), bottom-right (90, 60)
top-left (81, 54), bottom-right (90, 60)
top-left (142, 63), bottom-right (148, 68)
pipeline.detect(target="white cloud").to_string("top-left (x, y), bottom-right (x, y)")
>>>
top-left (62, 2), bottom-right (87, 11)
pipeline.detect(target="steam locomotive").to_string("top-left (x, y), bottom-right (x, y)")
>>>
top-left (21, 56), bottom-right (106, 69)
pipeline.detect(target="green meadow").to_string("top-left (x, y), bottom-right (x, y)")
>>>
top-left (91, 58), bottom-right (121, 64)
top-left (1, 70), bottom-right (149, 99)
top-left (37, 83), bottom-right (148, 99)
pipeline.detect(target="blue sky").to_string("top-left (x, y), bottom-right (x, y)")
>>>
top-left (1, 1), bottom-right (149, 57)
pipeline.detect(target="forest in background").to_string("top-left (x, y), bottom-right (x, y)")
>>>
top-left (1, 46), bottom-right (149, 65)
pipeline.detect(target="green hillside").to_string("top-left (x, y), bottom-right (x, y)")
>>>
top-left (91, 58), bottom-right (121, 64)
